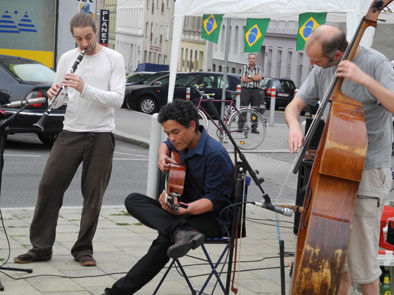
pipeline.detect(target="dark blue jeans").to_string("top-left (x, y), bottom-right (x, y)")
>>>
top-left (105, 193), bottom-right (223, 295)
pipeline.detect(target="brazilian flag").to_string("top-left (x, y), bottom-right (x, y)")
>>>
top-left (244, 18), bottom-right (270, 52)
top-left (201, 14), bottom-right (223, 43)
top-left (297, 12), bottom-right (327, 51)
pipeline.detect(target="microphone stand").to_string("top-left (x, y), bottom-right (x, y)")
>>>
top-left (0, 104), bottom-right (34, 291)
top-left (205, 99), bottom-right (286, 295)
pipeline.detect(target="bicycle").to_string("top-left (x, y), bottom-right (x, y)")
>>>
top-left (194, 85), bottom-right (267, 150)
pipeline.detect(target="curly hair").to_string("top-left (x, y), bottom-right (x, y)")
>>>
top-left (157, 99), bottom-right (199, 132)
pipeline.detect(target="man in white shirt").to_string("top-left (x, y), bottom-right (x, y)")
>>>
top-left (14, 13), bottom-right (125, 267)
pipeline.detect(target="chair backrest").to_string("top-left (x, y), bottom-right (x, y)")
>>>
top-left (224, 175), bottom-right (251, 238)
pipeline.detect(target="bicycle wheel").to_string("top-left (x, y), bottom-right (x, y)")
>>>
top-left (226, 108), bottom-right (266, 150)
top-left (198, 109), bottom-right (209, 132)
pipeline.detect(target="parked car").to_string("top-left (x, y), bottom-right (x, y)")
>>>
top-left (122, 71), bottom-right (170, 108)
top-left (260, 77), bottom-right (296, 110)
top-left (124, 72), bottom-right (241, 115)
top-left (0, 54), bottom-right (65, 145)
top-left (125, 71), bottom-right (154, 86)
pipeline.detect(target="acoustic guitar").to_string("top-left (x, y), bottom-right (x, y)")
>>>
top-left (165, 151), bottom-right (188, 212)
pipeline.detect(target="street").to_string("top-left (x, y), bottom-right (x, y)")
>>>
top-left (1, 108), bottom-right (393, 210)
top-left (0, 133), bottom-right (149, 208)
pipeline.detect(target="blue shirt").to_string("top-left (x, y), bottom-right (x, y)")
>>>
top-left (165, 126), bottom-right (235, 233)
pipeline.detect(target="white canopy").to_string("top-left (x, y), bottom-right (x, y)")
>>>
top-left (167, 0), bottom-right (394, 101)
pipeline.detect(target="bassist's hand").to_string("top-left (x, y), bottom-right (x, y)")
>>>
top-left (288, 125), bottom-right (304, 154)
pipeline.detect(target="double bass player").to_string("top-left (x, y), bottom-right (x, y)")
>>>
top-left (285, 25), bottom-right (394, 295)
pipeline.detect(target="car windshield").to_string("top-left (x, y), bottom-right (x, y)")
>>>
top-left (2, 60), bottom-right (56, 82)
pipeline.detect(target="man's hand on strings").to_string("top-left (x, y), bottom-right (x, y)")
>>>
top-left (336, 60), bottom-right (370, 86)
top-left (158, 190), bottom-right (184, 215)
top-left (158, 154), bottom-right (177, 173)
top-left (288, 125), bottom-right (304, 154)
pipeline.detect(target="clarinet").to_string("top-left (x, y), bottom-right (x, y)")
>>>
top-left (33, 49), bottom-right (87, 131)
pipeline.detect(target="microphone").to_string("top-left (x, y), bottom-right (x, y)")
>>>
top-left (252, 201), bottom-right (293, 217)
top-left (2, 97), bottom-right (46, 108)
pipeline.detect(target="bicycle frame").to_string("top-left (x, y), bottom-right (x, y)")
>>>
top-left (196, 96), bottom-right (260, 134)
top-left (196, 97), bottom-right (237, 132)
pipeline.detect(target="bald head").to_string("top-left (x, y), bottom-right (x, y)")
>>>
top-left (305, 25), bottom-right (348, 60)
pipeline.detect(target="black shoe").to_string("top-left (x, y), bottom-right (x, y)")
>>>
top-left (251, 129), bottom-right (260, 134)
top-left (167, 229), bottom-right (205, 259)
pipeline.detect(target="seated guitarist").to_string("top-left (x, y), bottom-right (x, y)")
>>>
top-left (103, 99), bottom-right (235, 295)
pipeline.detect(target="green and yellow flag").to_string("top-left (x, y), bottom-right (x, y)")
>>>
top-left (296, 12), bottom-right (327, 51)
top-left (201, 14), bottom-right (223, 43)
top-left (244, 18), bottom-right (270, 52)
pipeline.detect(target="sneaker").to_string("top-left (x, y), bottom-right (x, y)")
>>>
top-left (251, 129), bottom-right (260, 134)
top-left (14, 253), bottom-right (51, 264)
top-left (167, 229), bottom-right (205, 259)
top-left (76, 255), bottom-right (96, 266)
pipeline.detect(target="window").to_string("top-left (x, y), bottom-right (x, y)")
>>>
top-left (277, 48), bottom-right (282, 78)
top-left (147, 0), bottom-right (150, 8)
top-left (166, 24), bottom-right (170, 41)
top-left (217, 75), bottom-right (230, 89)
top-left (152, 0), bottom-right (154, 14)
top-left (202, 74), bottom-right (229, 89)
top-left (287, 50), bottom-right (293, 78)
top-left (175, 74), bottom-right (202, 88)
top-left (161, 0), bottom-right (164, 14)
top-left (167, 0), bottom-right (171, 8)
top-left (150, 23), bottom-right (154, 43)
top-left (234, 26), bottom-right (238, 53)
top-left (160, 24), bottom-right (163, 45)
top-left (145, 22), bottom-right (149, 38)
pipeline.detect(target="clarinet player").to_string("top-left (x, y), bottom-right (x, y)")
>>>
top-left (14, 13), bottom-right (125, 266)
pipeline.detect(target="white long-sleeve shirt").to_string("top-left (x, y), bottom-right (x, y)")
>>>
top-left (53, 47), bottom-right (125, 132)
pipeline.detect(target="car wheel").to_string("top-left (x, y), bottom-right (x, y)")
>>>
top-left (137, 96), bottom-right (159, 115)
top-left (126, 96), bottom-right (133, 110)
top-left (37, 133), bottom-right (59, 145)
top-left (121, 97), bottom-right (128, 109)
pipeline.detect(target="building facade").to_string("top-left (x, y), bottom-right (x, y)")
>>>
top-left (143, 0), bottom-right (174, 66)
top-left (115, 0), bottom-right (144, 72)
top-left (210, 19), bottom-right (313, 87)
top-left (210, 18), bottom-right (394, 88)
top-left (96, 0), bottom-right (117, 49)
top-left (179, 16), bottom-right (206, 72)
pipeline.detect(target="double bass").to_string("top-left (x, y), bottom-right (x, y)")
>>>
top-left (290, 1), bottom-right (393, 294)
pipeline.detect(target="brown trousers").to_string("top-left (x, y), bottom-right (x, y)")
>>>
top-left (28, 130), bottom-right (115, 260)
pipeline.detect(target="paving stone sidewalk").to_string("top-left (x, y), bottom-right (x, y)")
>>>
top-left (0, 205), bottom-right (296, 295)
